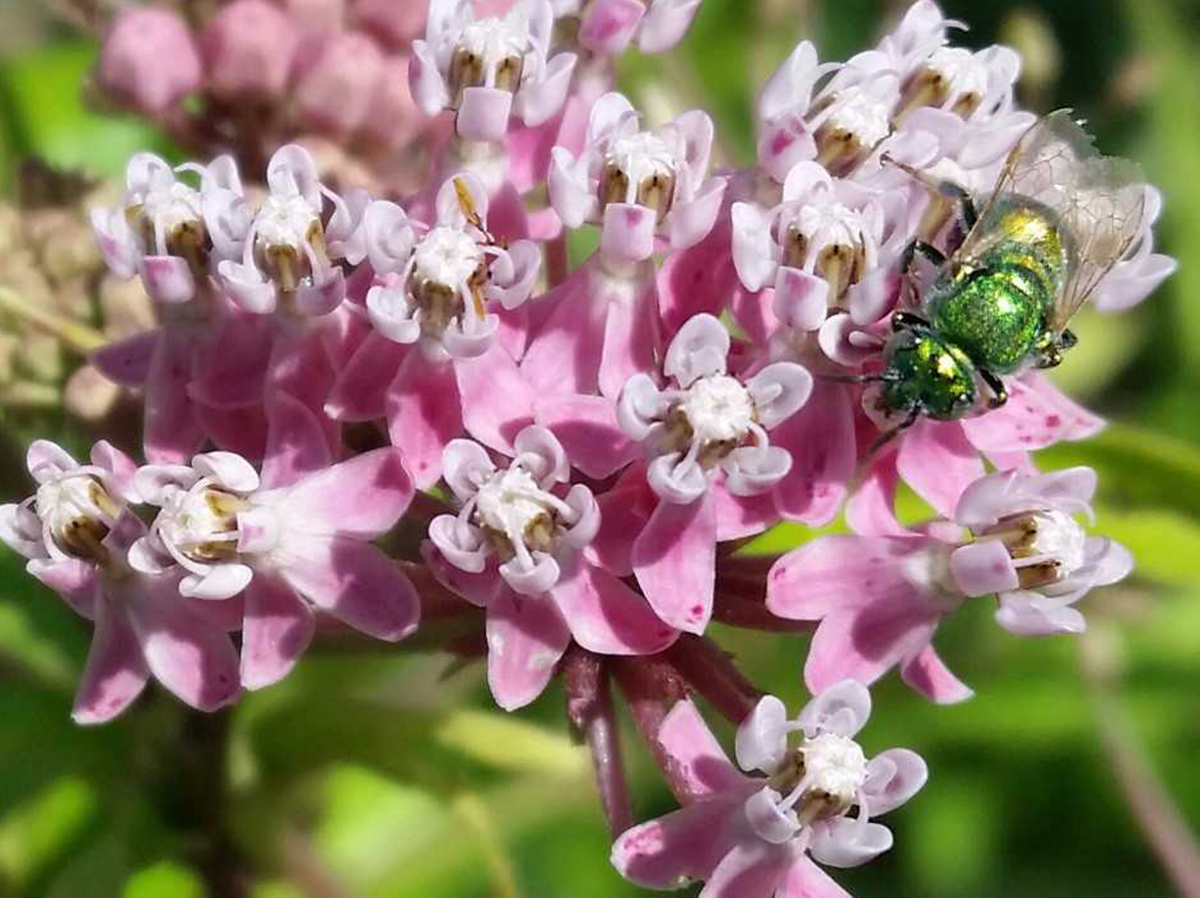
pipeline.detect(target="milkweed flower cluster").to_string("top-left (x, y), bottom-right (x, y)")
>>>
top-left (2, 1), bottom-right (1176, 895)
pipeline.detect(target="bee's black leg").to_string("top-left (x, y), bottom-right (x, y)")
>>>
top-left (870, 407), bottom-right (921, 454)
top-left (979, 369), bottom-right (1009, 409)
top-left (899, 240), bottom-right (947, 276)
top-left (1059, 328), bottom-right (1078, 350)
top-left (892, 310), bottom-right (930, 332)
top-left (939, 182), bottom-right (978, 233)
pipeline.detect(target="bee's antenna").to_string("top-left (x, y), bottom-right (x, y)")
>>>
top-left (814, 372), bottom-right (895, 384)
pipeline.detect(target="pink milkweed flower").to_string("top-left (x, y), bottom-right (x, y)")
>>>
top-left (128, 413), bottom-right (420, 690)
top-left (767, 467), bottom-right (1133, 703)
top-left (353, 0), bottom-right (428, 48)
top-left (558, 0), bottom-right (702, 56)
top-left (612, 681), bottom-right (926, 898)
top-left (327, 173), bottom-right (540, 488)
top-left (732, 161), bottom-right (909, 335)
top-left (410, 0), bottom-right (577, 143)
top-left (549, 91), bottom-right (726, 265)
top-left (0, 441), bottom-right (240, 722)
top-left (294, 30), bottom-right (387, 138)
top-left (610, 314), bottom-right (810, 633)
top-left (97, 7), bottom-right (203, 115)
top-left (91, 152), bottom-right (242, 306)
top-left (425, 425), bottom-right (677, 710)
top-left (213, 144), bottom-right (363, 318)
top-left (200, 0), bottom-right (300, 102)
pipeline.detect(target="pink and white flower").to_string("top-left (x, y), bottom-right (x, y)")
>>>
top-left (97, 7), bottom-right (203, 115)
top-left (556, 0), bottom-right (702, 56)
top-left (0, 441), bottom-right (240, 722)
top-left (425, 425), bottom-right (677, 710)
top-left (549, 91), bottom-right (725, 264)
top-left (128, 409), bottom-right (420, 689)
top-left (767, 467), bottom-right (1133, 703)
top-left (410, 0), bottom-right (577, 142)
top-left (613, 681), bottom-right (926, 897)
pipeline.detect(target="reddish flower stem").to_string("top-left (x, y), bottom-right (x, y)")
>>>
top-left (564, 650), bottom-right (634, 837)
top-left (611, 656), bottom-right (693, 804)
top-left (664, 635), bottom-right (762, 725)
top-left (711, 592), bottom-right (815, 633)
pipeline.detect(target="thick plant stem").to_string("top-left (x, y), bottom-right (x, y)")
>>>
top-left (612, 656), bottom-right (692, 803)
top-left (564, 650), bottom-right (634, 837)
top-left (665, 635), bottom-right (762, 725)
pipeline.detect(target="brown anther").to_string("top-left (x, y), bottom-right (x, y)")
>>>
top-left (600, 163), bottom-right (630, 208)
top-left (449, 49), bottom-right (485, 107)
top-left (493, 54), bottom-right (524, 93)
top-left (636, 172), bottom-right (675, 223)
top-left (1016, 559), bottom-right (1063, 589)
top-left (782, 226), bottom-right (808, 269)
top-left (59, 516), bottom-right (111, 563)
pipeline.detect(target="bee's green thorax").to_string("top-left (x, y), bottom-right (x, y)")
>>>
top-left (881, 326), bottom-right (978, 420)
top-left (926, 199), bottom-right (1068, 374)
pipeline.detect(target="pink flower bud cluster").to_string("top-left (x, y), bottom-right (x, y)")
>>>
top-left (7, 3), bottom-right (1177, 896)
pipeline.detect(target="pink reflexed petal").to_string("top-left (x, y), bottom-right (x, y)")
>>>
top-left (845, 450), bottom-right (905, 537)
top-left (548, 559), bottom-right (678, 655)
top-left (260, 392), bottom-right (336, 490)
top-left (27, 559), bottom-right (99, 619)
top-left (658, 699), bottom-right (746, 798)
top-left (632, 490), bottom-right (716, 634)
top-left (773, 267), bottom-right (829, 332)
top-left (276, 534), bottom-right (420, 641)
top-left (275, 447), bottom-right (413, 538)
top-left (599, 272), bottom-right (661, 399)
top-left (772, 381), bottom-right (857, 527)
top-left (325, 333), bottom-right (409, 422)
top-left (90, 441), bottom-right (138, 502)
top-left (579, 0), bottom-right (644, 54)
top-left (71, 600), bottom-right (150, 724)
top-left (264, 325), bottom-right (338, 431)
top-left (521, 264), bottom-right (605, 395)
top-left (897, 420), bottom-right (984, 517)
top-left (456, 343), bottom-right (534, 453)
top-left (661, 217), bottom-right (743, 335)
top-left (584, 476), bottom-right (655, 576)
top-left (804, 600), bottom-right (941, 696)
top-left (123, 575), bottom-right (242, 712)
top-left (767, 535), bottom-right (932, 621)
top-left (712, 481), bottom-right (779, 541)
top-left (535, 394), bottom-right (637, 479)
top-left (188, 313), bottom-right (273, 409)
top-left (700, 841), bottom-right (792, 898)
top-left (457, 86), bottom-right (514, 143)
top-left (612, 799), bottom-right (745, 889)
top-left (797, 679), bottom-right (872, 738)
top-left (386, 352), bottom-right (462, 489)
top-left (962, 374), bottom-right (1105, 453)
top-left (900, 645), bottom-right (973, 704)
top-left (91, 331), bottom-right (158, 387)
top-left (949, 539), bottom-right (1019, 596)
top-left (194, 401), bottom-right (268, 462)
top-left (27, 439), bottom-right (79, 481)
top-left (408, 38), bottom-right (449, 116)
top-left (515, 51), bottom-right (576, 128)
top-left (669, 177), bottom-right (727, 253)
top-left (486, 587), bottom-right (571, 711)
top-left (239, 572), bottom-right (315, 690)
top-left (421, 540), bottom-right (501, 607)
top-left (145, 325), bottom-right (204, 464)
top-left (780, 856), bottom-right (853, 898)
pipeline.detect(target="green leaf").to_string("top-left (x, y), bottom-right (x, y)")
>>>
top-left (122, 862), bottom-right (204, 898)
top-left (435, 710), bottom-right (587, 777)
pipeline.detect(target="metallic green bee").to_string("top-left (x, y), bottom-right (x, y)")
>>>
top-left (871, 110), bottom-right (1146, 438)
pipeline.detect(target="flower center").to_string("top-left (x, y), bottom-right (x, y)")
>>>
top-left (782, 202), bottom-right (869, 297)
top-left (909, 47), bottom-right (989, 118)
top-left (814, 86), bottom-right (891, 175)
top-left (799, 732), bottom-right (869, 805)
top-left (407, 226), bottom-right (488, 338)
top-left (156, 484), bottom-right (245, 563)
top-left (449, 17), bottom-right (528, 101)
top-left (472, 466), bottom-right (562, 562)
top-left (129, 181), bottom-right (209, 263)
top-left (34, 474), bottom-right (120, 562)
top-left (255, 193), bottom-right (320, 251)
top-left (677, 374), bottom-right (755, 446)
top-left (601, 131), bottom-right (677, 220)
top-left (982, 507), bottom-right (1088, 590)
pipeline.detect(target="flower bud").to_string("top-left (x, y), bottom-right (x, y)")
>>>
top-left (201, 0), bottom-right (300, 101)
top-left (97, 7), bottom-right (202, 114)
top-left (351, 0), bottom-right (427, 48)
top-left (362, 55), bottom-right (423, 148)
top-left (294, 31), bottom-right (385, 136)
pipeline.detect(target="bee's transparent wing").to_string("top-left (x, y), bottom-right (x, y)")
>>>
top-left (954, 110), bottom-right (1146, 330)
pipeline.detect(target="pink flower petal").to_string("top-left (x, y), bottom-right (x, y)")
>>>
top-left (486, 587), bottom-right (571, 711)
top-left (700, 841), bottom-right (791, 898)
top-left (91, 330), bottom-right (158, 387)
top-left (325, 332), bottom-right (409, 422)
top-left (274, 447), bottom-right (412, 538)
top-left (773, 380), bottom-right (857, 527)
top-left (779, 856), bottom-right (853, 898)
top-left (275, 534), bottom-right (419, 641)
top-left (534, 393), bottom-right (637, 479)
top-left (145, 326), bottom-right (204, 464)
top-left (712, 481), bottom-right (779, 541)
top-left (657, 699), bottom-right (747, 799)
top-left (900, 644), bottom-right (973, 704)
top-left (897, 420), bottom-right (985, 517)
top-left (71, 600), bottom-right (150, 724)
top-left (188, 313), bottom-right (273, 409)
top-left (456, 343), bottom-right (535, 453)
top-left (260, 392), bottom-right (335, 490)
top-left (612, 798), bottom-right (745, 889)
top-left (845, 450), bottom-right (907, 537)
top-left (584, 475), bottom-right (656, 576)
top-left (548, 559), bottom-right (678, 655)
top-left (123, 574), bottom-right (242, 712)
top-left (27, 559), bottom-right (99, 619)
top-left (962, 373), bottom-right (1105, 453)
top-left (598, 268), bottom-right (661, 398)
top-left (632, 490), bottom-right (717, 634)
top-left (521, 264), bottom-right (607, 395)
top-left (386, 351), bottom-right (463, 489)
top-left (239, 572), bottom-right (315, 690)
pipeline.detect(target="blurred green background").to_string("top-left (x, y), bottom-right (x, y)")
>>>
top-left (0, 1), bottom-right (1198, 897)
